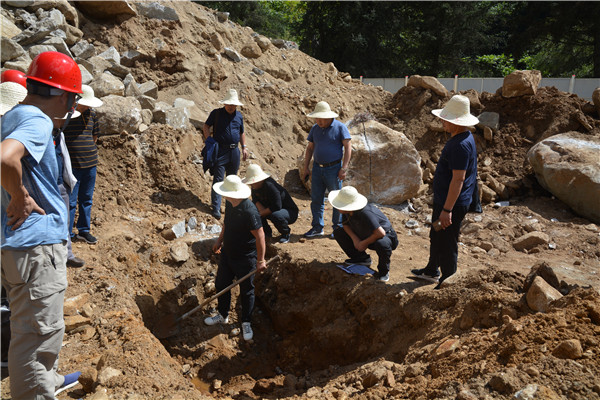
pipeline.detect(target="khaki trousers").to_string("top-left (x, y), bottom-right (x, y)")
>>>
top-left (1, 242), bottom-right (68, 400)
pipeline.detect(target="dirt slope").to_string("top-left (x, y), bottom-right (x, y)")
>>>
top-left (2, 1), bottom-right (600, 400)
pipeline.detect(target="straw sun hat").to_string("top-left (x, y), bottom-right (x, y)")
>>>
top-left (328, 186), bottom-right (368, 212)
top-left (78, 84), bottom-right (103, 108)
top-left (213, 175), bottom-right (251, 199)
top-left (307, 101), bottom-right (339, 119)
top-left (218, 89), bottom-right (244, 106)
top-left (242, 164), bottom-right (270, 185)
top-left (431, 94), bottom-right (479, 126)
top-left (0, 81), bottom-right (27, 115)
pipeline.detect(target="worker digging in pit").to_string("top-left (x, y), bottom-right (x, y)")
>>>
top-left (204, 175), bottom-right (267, 341)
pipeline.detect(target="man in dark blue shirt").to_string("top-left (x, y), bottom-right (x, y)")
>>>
top-left (329, 186), bottom-right (398, 282)
top-left (243, 164), bottom-right (298, 243)
top-left (203, 89), bottom-right (248, 219)
top-left (412, 95), bottom-right (478, 289)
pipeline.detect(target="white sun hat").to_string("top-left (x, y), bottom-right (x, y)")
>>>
top-left (431, 94), bottom-right (479, 126)
top-left (242, 164), bottom-right (270, 185)
top-left (78, 84), bottom-right (103, 108)
top-left (0, 81), bottom-right (27, 115)
top-left (218, 89), bottom-right (244, 106)
top-left (307, 101), bottom-right (339, 118)
top-left (55, 110), bottom-right (81, 120)
top-left (213, 175), bottom-right (251, 199)
top-left (328, 186), bottom-right (368, 212)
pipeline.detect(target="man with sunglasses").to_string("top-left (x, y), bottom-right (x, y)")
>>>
top-left (1, 51), bottom-right (83, 399)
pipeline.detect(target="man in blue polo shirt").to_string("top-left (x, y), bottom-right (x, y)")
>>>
top-left (301, 101), bottom-right (352, 238)
top-left (203, 89), bottom-right (249, 220)
top-left (412, 95), bottom-right (478, 289)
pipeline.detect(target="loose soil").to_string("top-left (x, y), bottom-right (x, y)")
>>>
top-left (2, 1), bottom-right (600, 399)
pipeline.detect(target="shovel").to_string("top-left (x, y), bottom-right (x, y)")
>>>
top-left (154, 255), bottom-right (279, 339)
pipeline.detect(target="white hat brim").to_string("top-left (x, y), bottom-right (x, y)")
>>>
top-left (307, 110), bottom-right (338, 119)
top-left (213, 181), bottom-right (251, 199)
top-left (242, 172), bottom-right (270, 185)
top-left (432, 109), bottom-right (479, 126)
top-left (218, 100), bottom-right (244, 106)
top-left (79, 97), bottom-right (103, 108)
top-left (328, 189), bottom-right (368, 211)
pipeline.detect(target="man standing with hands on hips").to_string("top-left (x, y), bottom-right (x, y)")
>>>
top-left (412, 95), bottom-right (478, 289)
top-left (203, 89), bottom-right (248, 220)
top-left (301, 101), bottom-right (352, 238)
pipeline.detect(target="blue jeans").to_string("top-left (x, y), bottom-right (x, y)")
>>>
top-left (310, 162), bottom-right (342, 231)
top-left (211, 148), bottom-right (240, 211)
top-left (69, 166), bottom-right (97, 235)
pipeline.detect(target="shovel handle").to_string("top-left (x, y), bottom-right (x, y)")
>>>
top-left (177, 255), bottom-right (279, 323)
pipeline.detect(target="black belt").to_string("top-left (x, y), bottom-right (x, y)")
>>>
top-left (316, 159), bottom-right (341, 168)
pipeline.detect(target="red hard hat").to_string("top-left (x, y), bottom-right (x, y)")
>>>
top-left (1, 69), bottom-right (27, 88)
top-left (26, 51), bottom-right (82, 94)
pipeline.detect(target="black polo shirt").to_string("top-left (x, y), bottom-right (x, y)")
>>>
top-left (251, 177), bottom-right (298, 213)
top-left (223, 198), bottom-right (262, 258)
top-left (342, 203), bottom-right (392, 240)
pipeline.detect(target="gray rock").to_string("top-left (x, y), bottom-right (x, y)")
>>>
top-left (71, 40), bottom-right (95, 59)
top-left (477, 111), bottom-right (500, 131)
top-left (502, 70), bottom-right (542, 98)
top-left (107, 62), bottom-right (130, 79)
top-left (28, 0), bottom-right (79, 27)
top-left (1, 37), bottom-right (26, 63)
top-left (170, 242), bottom-right (189, 263)
top-left (153, 106), bottom-right (190, 130)
top-left (14, 9), bottom-right (37, 28)
top-left (188, 217), bottom-right (198, 231)
top-left (488, 369), bottom-right (524, 394)
top-left (270, 39), bottom-right (299, 50)
top-left (224, 47), bottom-right (243, 63)
top-left (526, 276), bottom-right (562, 312)
top-left (216, 11), bottom-right (229, 22)
top-left (254, 35), bottom-right (271, 51)
top-left (97, 367), bottom-right (122, 386)
top-left (78, 64), bottom-right (93, 85)
top-left (137, 2), bottom-right (179, 21)
top-left (13, 14), bottom-right (62, 46)
top-left (95, 95), bottom-right (142, 135)
top-left (90, 72), bottom-right (124, 97)
top-left (140, 109), bottom-right (153, 125)
top-left (408, 75), bottom-right (449, 98)
top-left (136, 95), bottom-right (155, 111)
top-left (1, 15), bottom-right (23, 38)
top-left (5, 0), bottom-right (35, 6)
top-left (78, 56), bottom-right (111, 77)
top-left (172, 221), bottom-right (186, 238)
top-left (241, 42), bottom-right (262, 59)
top-left (98, 46), bottom-right (120, 65)
top-left (120, 50), bottom-right (143, 67)
top-left (528, 132), bottom-right (600, 224)
top-left (138, 81), bottom-right (158, 99)
top-left (210, 32), bottom-right (224, 51)
top-left (2, 59), bottom-right (31, 72)
top-left (47, 28), bottom-right (67, 42)
top-left (252, 67), bottom-right (264, 76)
top-left (76, 1), bottom-right (137, 20)
top-left (208, 224), bottom-right (222, 234)
top-left (28, 44), bottom-right (57, 60)
top-left (63, 25), bottom-right (83, 46)
top-left (41, 37), bottom-right (72, 58)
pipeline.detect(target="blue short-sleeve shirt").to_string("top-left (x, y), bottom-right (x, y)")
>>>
top-left (1, 105), bottom-right (68, 250)
top-left (307, 119), bottom-right (351, 164)
top-left (432, 131), bottom-right (478, 207)
top-left (205, 107), bottom-right (244, 146)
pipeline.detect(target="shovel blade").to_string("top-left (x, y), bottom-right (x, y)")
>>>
top-left (153, 314), bottom-right (180, 339)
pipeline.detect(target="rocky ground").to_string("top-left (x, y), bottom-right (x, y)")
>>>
top-left (2, 1), bottom-right (600, 399)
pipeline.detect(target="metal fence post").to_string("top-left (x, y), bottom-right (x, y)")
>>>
top-left (454, 75), bottom-right (458, 92)
top-left (568, 75), bottom-right (575, 93)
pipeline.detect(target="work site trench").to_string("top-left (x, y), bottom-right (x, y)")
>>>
top-left (134, 244), bottom-right (600, 399)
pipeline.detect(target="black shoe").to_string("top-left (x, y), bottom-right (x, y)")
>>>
top-left (211, 208), bottom-right (221, 220)
top-left (344, 257), bottom-right (372, 266)
top-left (411, 268), bottom-right (440, 283)
top-left (76, 232), bottom-right (97, 244)
top-left (67, 257), bottom-right (85, 268)
top-left (303, 228), bottom-right (324, 238)
top-left (278, 234), bottom-right (290, 244)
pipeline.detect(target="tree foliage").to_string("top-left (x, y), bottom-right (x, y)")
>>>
top-left (199, 1), bottom-right (599, 78)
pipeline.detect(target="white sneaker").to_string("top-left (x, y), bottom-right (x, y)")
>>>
top-left (204, 314), bottom-right (228, 326)
top-left (242, 322), bottom-right (253, 341)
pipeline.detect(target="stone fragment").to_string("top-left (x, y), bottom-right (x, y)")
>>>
top-left (71, 40), bottom-right (95, 59)
top-left (95, 95), bottom-right (142, 135)
top-left (78, 64), bottom-right (93, 85)
top-left (97, 367), bottom-right (122, 385)
top-left (28, 44), bottom-right (56, 60)
top-left (216, 11), bottom-right (229, 22)
top-left (28, 0), bottom-right (79, 27)
top-left (224, 47), bottom-right (243, 62)
top-left (552, 339), bottom-right (583, 359)
top-left (141, 109), bottom-right (153, 125)
top-left (483, 126), bottom-right (493, 141)
top-left (1, 15), bottom-right (22, 38)
top-left (241, 42), bottom-right (262, 58)
top-left (120, 49), bottom-right (143, 67)
top-left (78, 56), bottom-right (111, 77)
top-left (136, 95), bottom-right (155, 111)
top-left (513, 232), bottom-right (550, 251)
top-left (407, 75), bottom-right (449, 97)
top-left (97, 46), bottom-right (120, 65)
top-left (138, 81), bottom-right (158, 99)
top-left (254, 35), bottom-right (271, 51)
top-left (1, 37), bottom-right (25, 62)
top-left (64, 315), bottom-right (91, 332)
top-left (107, 62), bottom-right (130, 79)
top-left (210, 32), bottom-right (224, 51)
top-left (90, 72), bottom-right (125, 97)
top-left (76, 1), bottom-right (137, 20)
top-left (433, 338), bottom-right (460, 359)
top-left (13, 9), bottom-right (64, 46)
top-left (5, 0), bottom-right (35, 7)
top-left (41, 36), bottom-right (72, 58)
top-left (63, 293), bottom-right (90, 316)
top-left (63, 24), bottom-right (83, 46)
top-left (137, 2), bottom-right (179, 20)
top-left (526, 276), bottom-right (563, 312)
top-left (488, 369), bottom-right (523, 394)
top-left (514, 384), bottom-right (562, 400)
top-left (502, 70), bottom-right (542, 98)
top-left (79, 367), bottom-right (98, 392)
top-left (170, 242), bottom-right (189, 263)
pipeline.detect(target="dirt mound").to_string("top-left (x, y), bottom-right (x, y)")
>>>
top-left (2, 1), bottom-right (600, 400)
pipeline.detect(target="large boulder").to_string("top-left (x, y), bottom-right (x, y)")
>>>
top-left (95, 95), bottom-right (142, 135)
top-left (346, 119), bottom-right (422, 204)
top-left (502, 70), bottom-right (542, 98)
top-left (527, 132), bottom-right (600, 223)
top-left (74, 1), bottom-right (137, 20)
top-left (407, 75), bottom-right (449, 97)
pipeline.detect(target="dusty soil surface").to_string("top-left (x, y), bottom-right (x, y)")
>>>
top-left (2, 1), bottom-right (600, 399)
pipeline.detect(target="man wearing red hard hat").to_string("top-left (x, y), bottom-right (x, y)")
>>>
top-left (1, 51), bottom-right (83, 399)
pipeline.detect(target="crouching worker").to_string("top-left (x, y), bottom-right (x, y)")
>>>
top-left (329, 186), bottom-right (398, 282)
top-left (204, 175), bottom-right (267, 341)
top-left (242, 164), bottom-right (298, 244)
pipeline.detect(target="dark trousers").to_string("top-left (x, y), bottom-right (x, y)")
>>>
top-left (333, 227), bottom-right (398, 275)
top-left (425, 203), bottom-right (469, 283)
top-left (215, 252), bottom-right (256, 323)
top-left (211, 147), bottom-right (240, 210)
top-left (262, 208), bottom-right (298, 236)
